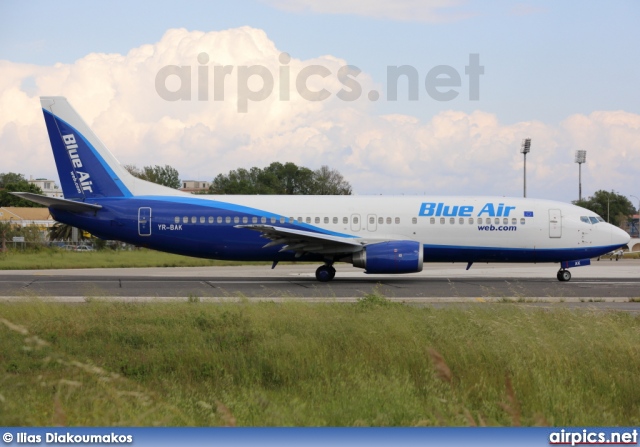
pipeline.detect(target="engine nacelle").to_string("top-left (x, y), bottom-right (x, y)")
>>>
top-left (352, 241), bottom-right (423, 274)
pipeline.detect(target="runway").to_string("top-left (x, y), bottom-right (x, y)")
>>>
top-left (0, 261), bottom-right (639, 310)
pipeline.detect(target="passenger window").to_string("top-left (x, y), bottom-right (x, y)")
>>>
top-left (343, 217), bottom-right (348, 224)
top-left (208, 216), bottom-right (214, 224)
top-left (511, 218), bottom-right (516, 225)
top-left (386, 217), bottom-right (392, 224)
top-left (378, 217), bottom-right (384, 224)
top-left (430, 217), bottom-right (435, 224)
top-left (217, 216), bottom-right (222, 224)
top-left (369, 216), bottom-right (375, 224)
top-left (271, 217), bottom-right (276, 224)
top-left (306, 217), bottom-right (311, 224)
top-left (315, 217), bottom-right (320, 224)
top-left (503, 218), bottom-right (508, 225)
top-left (333, 217), bottom-right (338, 224)
top-left (183, 216), bottom-right (188, 223)
top-left (324, 217), bottom-right (329, 224)
top-left (174, 216), bottom-right (180, 224)
top-left (242, 217), bottom-right (248, 223)
top-left (234, 217), bottom-right (239, 224)
top-left (395, 217), bottom-right (400, 224)
top-left (450, 217), bottom-right (455, 224)
top-left (280, 217), bottom-right (285, 224)
top-left (225, 217), bottom-right (231, 224)
top-left (353, 216), bottom-right (359, 224)
top-left (477, 217), bottom-right (482, 224)
top-left (252, 217), bottom-right (257, 223)
top-left (200, 216), bottom-right (205, 224)
top-left (520, 218), bottom-right (525, 225)
top-left (440, 217), bottom-right (445, 224)
top-left (459, 218), bottom-right (464, 225)
top-left (495, 218), bottom-right (500, 224)
top-left (469, 218), bottom-right (474, 224)
top-left (412, 217), bottom-right (417, 224)
top-left (191, 216), bottom-right (197, 224)
top-left (261, 217), bottom-right (266, 223)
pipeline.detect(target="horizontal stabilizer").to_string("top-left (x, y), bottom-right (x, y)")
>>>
top-left (10, 192), bottom-right (102, 212)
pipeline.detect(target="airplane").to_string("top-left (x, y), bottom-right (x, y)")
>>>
top-left (13, 96), bottom-right (630, 282)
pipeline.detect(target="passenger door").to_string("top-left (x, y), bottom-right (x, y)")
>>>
top-left (549, 209), bottom-right (561, 238)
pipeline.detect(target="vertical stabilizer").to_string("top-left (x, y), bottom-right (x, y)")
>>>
top-left (40, 97), bottom-right (185, 199)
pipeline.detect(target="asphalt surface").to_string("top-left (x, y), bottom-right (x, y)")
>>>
top-left (0, 262), bottom-right (638, 311)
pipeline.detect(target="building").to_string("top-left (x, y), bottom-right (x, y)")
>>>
top-left (180, 180), bottom-right (211, 194)
top-left (0, 207), bottom-right (56, 241)
top-left (28, 177), bottom-right (63, 198)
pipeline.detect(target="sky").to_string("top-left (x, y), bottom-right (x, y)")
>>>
top-left (1, 0), bottom-right (639, 204)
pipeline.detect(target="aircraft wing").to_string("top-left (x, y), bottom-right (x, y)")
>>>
top-left (10, 192), bottom-right (102, 212)
top-left (235, 224), bottom-right (365, 256)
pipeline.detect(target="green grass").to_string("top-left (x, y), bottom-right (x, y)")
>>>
top-left (1, 298), bottom-right (639, 426)
top-left (0, 248), bottom-right (256, 270)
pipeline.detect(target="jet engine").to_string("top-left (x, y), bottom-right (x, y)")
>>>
top-left (351, 241), bottom-right (423, 274)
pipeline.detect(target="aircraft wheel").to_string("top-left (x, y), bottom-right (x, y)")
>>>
top-left (316, 265), bottom-right (336, 282)
top-left (557, 270), bottom-right (571, 282)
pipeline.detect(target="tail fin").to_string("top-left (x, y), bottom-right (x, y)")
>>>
top-left (40, 97), bottom-right (184, 199)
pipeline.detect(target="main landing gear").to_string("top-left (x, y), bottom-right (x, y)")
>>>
top-left (556, 269), bottom-right (571, 282)
top-left (315, 264), bottom-right (336, 282)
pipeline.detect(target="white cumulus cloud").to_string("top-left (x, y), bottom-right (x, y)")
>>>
top-left (0, 26), bottom-right (638, 203)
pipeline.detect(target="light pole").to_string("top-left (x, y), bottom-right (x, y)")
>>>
top-left (575, 150), bottom-right (587, 201)
top-left (520, 138), bottom-right (531, 198)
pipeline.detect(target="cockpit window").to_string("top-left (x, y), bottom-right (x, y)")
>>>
top-left (597, 217), bottom-right (605, 222)
top-left (589, 217), bottom-right (599, 224)
top-left (580, 216), bottom-right (590, 224)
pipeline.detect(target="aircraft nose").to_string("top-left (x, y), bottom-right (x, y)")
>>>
top-left (611, 225), bottom-right (630, 247)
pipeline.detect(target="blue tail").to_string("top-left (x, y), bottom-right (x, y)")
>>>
top-left (41, 97), bottom-right (184, 200)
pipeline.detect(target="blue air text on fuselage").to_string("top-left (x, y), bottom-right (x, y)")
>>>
top-left (419, 202), bottom-right (516, 217)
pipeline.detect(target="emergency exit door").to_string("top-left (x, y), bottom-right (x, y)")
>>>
top-left (138, 207), bottom-right (152, 236)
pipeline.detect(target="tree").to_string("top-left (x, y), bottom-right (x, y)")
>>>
top-left (573, 190), bottom-right (635, 227)
top-left (210, 167), bottom-right (263, 194)
top-left (0, 221), bottom-right (11, 252)
top-left (0, 222), bottom-right (45, 251)
top-left (123, 164), bottom-right (143, 178)
top-left (0, 172), bottom-right (45, 207)
top-left (0, 172), bottom-right (27, 188)
top-left (313, 165), bottom-right (352, 195)
top-left (124, 164), bottom-right (181, 189)
top-left (48, 222), bottom-right (84, 241)
top-left (210, 162), bottom-right (352, 195)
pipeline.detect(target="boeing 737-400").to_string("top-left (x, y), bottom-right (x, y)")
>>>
top-left (13, 97), bottom-right (630, 282)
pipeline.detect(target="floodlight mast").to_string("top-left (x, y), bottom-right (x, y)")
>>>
top-left (575, 150), bottom-right (587, 201)
top-left (520, 138), bottom-right (531, 198)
